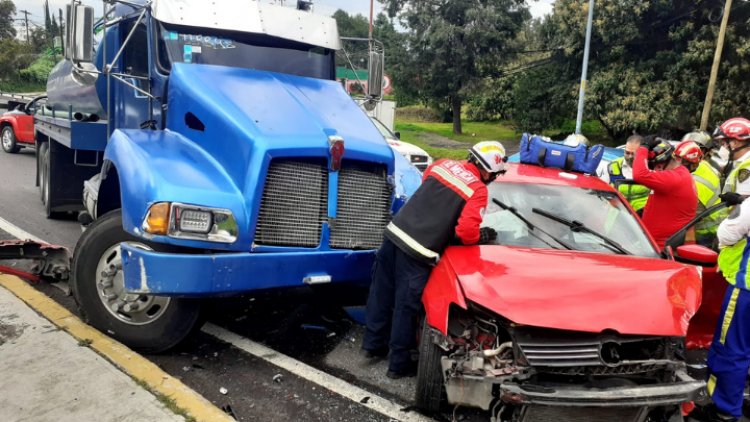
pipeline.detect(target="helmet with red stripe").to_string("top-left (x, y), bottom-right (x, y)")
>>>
top-left (713, 117), bottom-right (750, 142)
top-left (673, 140), bottom-right (703, 164)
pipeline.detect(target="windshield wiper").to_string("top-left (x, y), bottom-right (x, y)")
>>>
top-left (531, 207), bottom-right (632, 255)
top-left (492, 199), bottom-right (574, 250)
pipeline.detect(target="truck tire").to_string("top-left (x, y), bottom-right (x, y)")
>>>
top-left (415, 319), bottom-right (447, 413)
top-left (72, 210), bottom-right (202, 353)
top-left (40, 144), bottom-right (61, 218)
top-left (37, 142), bottom-right (46, 200)
top-left (1, 126), bottom-right (20, 153)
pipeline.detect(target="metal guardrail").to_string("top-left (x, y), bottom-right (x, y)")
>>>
top-left (0, 92), bottom-right (43, 101)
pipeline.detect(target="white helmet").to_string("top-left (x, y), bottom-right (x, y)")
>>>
top-left (563, 133), bottom-right (589, 147)
top-left (681, 131), bottom-right (713, 149)
top-left (469, 141), bottom-right (507, 173)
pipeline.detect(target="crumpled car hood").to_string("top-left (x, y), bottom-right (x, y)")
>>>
top-left (443, 246), bottom-right (702, 336)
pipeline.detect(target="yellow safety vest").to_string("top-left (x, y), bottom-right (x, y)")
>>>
top-left (608, 158), bottom-right (650, 211)
top-left (693, 161), bottom-right (722, 236)
top-left (723, 159), bottom-right (750, 194)
top-left (718, 238), bottom-right (750, 290)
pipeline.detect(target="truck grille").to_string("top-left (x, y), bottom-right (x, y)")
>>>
top-left (255, 160), bottom-right (328, 247)
top-left (518, 340), bottom-right (602, 367)
top-left (329, 164), bottom-right (393, 250)
top-left (522, 406), bottom-right (644, 422)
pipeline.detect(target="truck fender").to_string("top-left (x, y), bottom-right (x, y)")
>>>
top-left (422, 257), bottom-right (467, 335)
top-left (102, 129), bottom-right (247, 249)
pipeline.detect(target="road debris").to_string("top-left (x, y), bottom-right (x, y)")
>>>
top-left (272, 373), bottom-right (283, 383)
top-left (219, 387), bottom-right (228, 395)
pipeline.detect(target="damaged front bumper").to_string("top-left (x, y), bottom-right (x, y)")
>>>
top-left (120, 242), bottom-right (374, 295)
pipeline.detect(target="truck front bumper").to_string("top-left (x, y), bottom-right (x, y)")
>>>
top-left (120, 243), bottom-right (374, 295)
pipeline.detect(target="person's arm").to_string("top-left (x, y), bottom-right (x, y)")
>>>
top-left (718, 201), bottom-right (750, 247)
top-left (631, 147), bottom-right (683, 193)
top-left (455, 185), bottom-right (488, 245)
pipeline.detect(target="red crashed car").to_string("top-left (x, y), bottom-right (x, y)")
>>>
top-left (416, 162), bottom-right (720, 422)
top-left (1, 96), bottom-right (45, 154)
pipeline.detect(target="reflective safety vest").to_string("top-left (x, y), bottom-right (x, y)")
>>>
top-left (608, 157), bottom-right (650, 211)
top-left (718, 237), bottom-right (750, 290)
top-left (693, 160), bottom-right (722, 236)
top-left (723, 157), bottom-right (750, 194)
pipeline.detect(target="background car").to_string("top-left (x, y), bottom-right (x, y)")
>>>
top-left (415, 161), bottom-right (716, 421)
top-left (0, 96), bottom-right (45, 154)
top-left (370, 116), bottom-right (433, 172)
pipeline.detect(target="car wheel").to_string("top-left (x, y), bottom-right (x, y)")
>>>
top-left (72, 209), bottom-right (202, 353)
top-left (415, 319), bottom-right (447, 413)
top-left (1, 126), bottom-right (20, 153)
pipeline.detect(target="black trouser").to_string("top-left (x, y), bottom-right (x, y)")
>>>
top-left (362, 238), bottom-right (432, 372)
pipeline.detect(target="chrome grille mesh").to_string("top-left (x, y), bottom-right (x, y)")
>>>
top-left (255, 160), bottom-right (328, 247)
top-left (518, 341), bottom-right (602, 367)
top-left (330, 164), bottom-right (393, 250)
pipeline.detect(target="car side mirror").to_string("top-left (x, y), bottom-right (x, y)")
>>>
top-left (674, 244), bottom-right (718, 267)
top-left (395, 131), bottom-right (401, 140)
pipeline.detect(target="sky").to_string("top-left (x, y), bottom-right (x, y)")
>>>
top-left (11, 0), bottom-right (555, 27)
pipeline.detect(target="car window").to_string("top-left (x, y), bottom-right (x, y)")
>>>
top-left (371, 118), bottom-right (396, 140)
top-left (482, 182), bottom-right (659, 257)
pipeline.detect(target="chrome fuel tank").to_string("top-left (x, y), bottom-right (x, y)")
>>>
top-left (46, 59), bottom-right (106, 119)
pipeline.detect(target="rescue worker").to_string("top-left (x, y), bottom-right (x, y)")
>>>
top-left (691, 178), bottom-right (750, 422)
top-left (718, 117), bottom-right (750, 195)
top-left (682, 131), bottom-right (723, 248)
top-left (604, 135), bottom-right (650, 214)
top-left (362, 141), bottom-right (506, 379)
top-left (632, 138), bottom-right (698, 249)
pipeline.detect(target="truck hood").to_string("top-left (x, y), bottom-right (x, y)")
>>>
top-left (166, 63), bottom-right (394, 188)
top-left (443, 246), bottom-right (702, 337)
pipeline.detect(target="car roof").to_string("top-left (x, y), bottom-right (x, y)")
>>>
top-left (494, 162), bottom-right (616, 192)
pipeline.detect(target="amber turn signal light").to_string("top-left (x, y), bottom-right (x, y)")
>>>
top-left (143, 202), bottom-right (171, 235)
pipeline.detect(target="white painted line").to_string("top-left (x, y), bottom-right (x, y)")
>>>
top-left (0, 214), bottom-right (428, 421)
top-left (0, 216), bottom-right (45, 243)
top-left (202, 323), bottom-right (433, 422)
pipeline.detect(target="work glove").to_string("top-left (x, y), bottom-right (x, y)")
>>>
top-left (720, 192), bottom-right (745, 206)
top-left (478, 227), bottom-right (497, 245)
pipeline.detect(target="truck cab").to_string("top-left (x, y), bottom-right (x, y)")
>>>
top-left (38, 0), bottom-right (420, 351)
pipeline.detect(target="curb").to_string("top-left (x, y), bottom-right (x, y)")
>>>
top-left (0, 274), bottom-right (232, 422)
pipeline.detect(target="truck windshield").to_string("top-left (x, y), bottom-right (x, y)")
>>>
top-left (157, 23), bottom-right (334, 80)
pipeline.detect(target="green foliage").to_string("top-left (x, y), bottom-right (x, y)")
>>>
top-left (0, 0), bottom-right (15, 41)
top-left (396, 105), bottom-right (441, 122)
top-left (383, 0), bottom-right (530, 134)
top-left (20, 49), bottom-right (58, 83)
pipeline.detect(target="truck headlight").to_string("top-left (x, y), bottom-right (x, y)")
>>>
top-left (142, 202), bottom-right (238, 243)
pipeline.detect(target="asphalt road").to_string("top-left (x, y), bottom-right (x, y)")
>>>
top-left (0, 146), bottom-right (485, 422)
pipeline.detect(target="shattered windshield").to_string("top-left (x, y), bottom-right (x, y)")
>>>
top-left (482, 182), bottom-right (658, 257)
top-left (156, 23), bottom-right (335, 79)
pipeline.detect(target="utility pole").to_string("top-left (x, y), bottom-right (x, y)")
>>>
top-left (18, 10), bottom-right (31, 44)
top-left (59, 9), bottom-right (65, 57)
top-left (575, 0), bottom-right (595, 135)
top-left (369, 0), bottom-right (374, 40)
top-left (700, 0), bottom-right (734, 131)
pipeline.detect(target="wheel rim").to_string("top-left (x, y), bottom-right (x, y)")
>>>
top-left (1, 129), bottom-right (11, 150)
top-left (95, 242), bottom-right (171, 325)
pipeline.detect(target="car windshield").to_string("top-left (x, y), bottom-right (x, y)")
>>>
top-left (157, 23), bottom-right (335, 79)
top-left (371, 118), bottom-right (396, 140)
top-left (482, 182), bottom-right (658, 257)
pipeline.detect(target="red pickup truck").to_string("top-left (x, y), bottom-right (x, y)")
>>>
top-left (1, 96), bottom-right (45, 153)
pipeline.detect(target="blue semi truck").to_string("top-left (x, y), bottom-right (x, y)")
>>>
top-left (36, 0), bottom-right (420, 351)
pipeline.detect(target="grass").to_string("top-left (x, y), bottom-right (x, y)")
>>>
top-left (395, 117), bottom-right (611, 160)
top-left (0, 79), bottom-right (46, 94)
top-left (133, 378), bottom-right (198, 422)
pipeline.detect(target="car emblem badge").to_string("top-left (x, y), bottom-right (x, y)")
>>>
top-left (329, 136), bottom-right (345, 172)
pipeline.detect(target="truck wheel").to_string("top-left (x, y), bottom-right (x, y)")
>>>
top-left (1, 126), bottom-right (20, 153)
top-left (37, 142), bottom-right (47, 200)
top-left (415, 319), bottom-right (447, 413)
top-left (72, 210), bottom-right (202, 353)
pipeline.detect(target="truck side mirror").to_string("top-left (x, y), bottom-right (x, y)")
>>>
top-left (67, 4), bottom-right (94, 63)
top-left (367, 50), bottom-right (384, 99)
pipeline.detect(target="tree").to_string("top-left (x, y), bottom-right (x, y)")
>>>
top-left (383, 0), bottom-right (530, 134)
top-left (0, 0), bottom-right (16, 41)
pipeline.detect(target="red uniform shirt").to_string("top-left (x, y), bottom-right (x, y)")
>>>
top-left (632, 147), bottom-right (697, 249)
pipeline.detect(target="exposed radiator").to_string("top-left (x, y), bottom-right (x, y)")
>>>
top-left (330, 164), bottom-right (393, 250)
top-left (255, 160), bottom-right (328, 247)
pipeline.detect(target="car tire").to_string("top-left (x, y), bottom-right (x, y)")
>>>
top-left (72, 209), bottom-right (202, 353)
top-left (415, 319), bottom-right (447, 413)
top-left (1, 126), bottom-right (20, 153)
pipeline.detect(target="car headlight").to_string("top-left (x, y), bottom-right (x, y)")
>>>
top-left (142, 202), bottom-right (238, 243)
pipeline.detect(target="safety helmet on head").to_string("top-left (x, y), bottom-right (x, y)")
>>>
top-left (648, 138), bottom-right (675, 169)
top-left (673, 140), bottom-right (703, 164)
top-left (713, 117), bottom-right (750, 142)
top-left (469, 141), bottom-right (507, 174)
top-left (681, 131), bottom-right (713, 149)
top-left (563, 133), bottom-right (589, 147)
